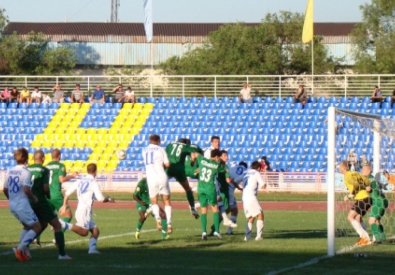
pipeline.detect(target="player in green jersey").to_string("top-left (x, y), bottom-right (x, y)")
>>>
top-left (33, 149), bottom-right (78, 247)
top-left (361, 164), bottom-right (389, 243)
top-left (165, 138), bottom-right (203, 219)
top-left (28, 150), bottom-right (71, 260)
top-left (133, 178), bottom-right (169, 240)
top-left (196, 149), bottom-right (223, 240)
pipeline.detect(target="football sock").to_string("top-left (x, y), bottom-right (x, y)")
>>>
top-left (152, 204), bottom-right (160, 220)
top-left (256, 220), bottom-right (264, 239)
top-left (245, 222), bottom-right (253, 239)
top-left (200, 213), bottom-right (207, 233)
top-left (370, 223), bottom-right (380, 242)
top-left (351, 220), bottom-right (369, 240)
top-left (18, 229), bottom-right (36, 251)
top-left (378, 224), bottom-right (386, 241)
top-left (55, 231), bottom-right (66, 256)
top-left (62, 217), bottom-right (72, 233)
top-left (213, 212), bottom-right (220, 233)
top-left (360, 221), bottom-right (368, 231)
top-left (165, 205), bottom-right (172, 225)
top-left (221, 212), bottom-right (230, 222)
top-left (137, 220), bottom-right (143, 232)
top-left (20, 229), bottom-right (28, 243)
top-left (161, 219), bottom-right (168, 238)
top-left (186, 190), bottom-right (195, 209)
top-left (227, 215), bottom-right (237, 234)
top-left (58, 219), bottom-right (74, 230)
top-left (89, 237), bottom-right (97, 252)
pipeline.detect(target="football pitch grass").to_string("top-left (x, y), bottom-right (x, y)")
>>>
top-left (0, 208), bottom-right (394, 275)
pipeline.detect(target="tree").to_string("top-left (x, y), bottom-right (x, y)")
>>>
top-left (161, 11), bottom-right (339, 75)
top-left (352, 0), bottom-right (395, 73)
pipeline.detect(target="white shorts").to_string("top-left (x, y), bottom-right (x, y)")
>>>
top-left (228, 191), bottom-right (237, 209)
top-left (10, 203), bottom-right (38, 226)
top-left (147, 177), bottom-right (170, 197)
top-left (243, 197), bottom-right (262, 218)
top-left (75, 207), bottom-right (96, 230)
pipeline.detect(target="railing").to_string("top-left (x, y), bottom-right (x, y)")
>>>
top-left (0, 171), bottom-right (328, 193)
top-left (0, 74), bottom-right (394, 99)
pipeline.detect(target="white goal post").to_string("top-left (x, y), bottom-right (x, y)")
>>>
top-left (327, 107), bottom-right (383, 256)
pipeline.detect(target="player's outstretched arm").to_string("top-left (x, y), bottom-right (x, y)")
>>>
top-left (59, 172), bottom-right (78, 183)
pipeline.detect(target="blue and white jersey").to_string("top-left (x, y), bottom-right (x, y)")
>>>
top-left (3, 165), bottom-right (32, 207)
top-left (142, 144), bottom-right (169, 181)
top-left (65, 174), bottom-right (105, 210)
top-left (229, 163), bottom-right (247, 192)
top-left (242, 169), bottom-right (265, 201)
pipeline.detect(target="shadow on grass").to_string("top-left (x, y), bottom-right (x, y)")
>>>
top-left (266, 229), bottom-right (327, 239)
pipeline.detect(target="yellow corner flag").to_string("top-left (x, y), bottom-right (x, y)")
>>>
top-left (302, 0), bottom-right (314, 43)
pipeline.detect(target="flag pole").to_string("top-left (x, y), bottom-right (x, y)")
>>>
top-left (150, 40), bottom-right (153, 97)
top-left (311, 38), bottom-right (314, 95)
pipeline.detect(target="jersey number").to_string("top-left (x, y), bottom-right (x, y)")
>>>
top-left (49, 170), bottom-right (53, 185)
top-left (199, 167), bottom-right (212, 183)
top-left (236, 166), bottom-right (244, 175)
top-left (8, 176), bottom-right (20, 193)
top-left (171, 144), bottom-right (183, 157)
top-left (144, 152), bottom-right (154, 165)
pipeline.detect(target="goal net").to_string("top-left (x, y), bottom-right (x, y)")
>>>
top-left (327, 107), bottom-right (395, 257)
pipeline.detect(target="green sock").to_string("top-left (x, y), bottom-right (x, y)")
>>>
top-left (62, 217), bottom-right (72, 233)
top-left (213, 212), bottom-right (220, 233)
top-left (200, 214), bottom-right (207, 233)
top-left (54, 231), bottom-right (66, 256)
top-left (186, 191), bottom-right (195, 209)
top-left (378, 224), bottom-right (386, 242)
top-left (370, 223), bottom-right (380, 242)
top-left (137, 220), bottom-right (143, 232)
top-left (161, 219), bottom-right (168, 238)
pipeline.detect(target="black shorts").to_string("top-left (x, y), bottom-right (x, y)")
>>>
top-left (351, 197), bottom-right (372, 217)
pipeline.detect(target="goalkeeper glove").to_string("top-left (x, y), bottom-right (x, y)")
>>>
top-left (343, 194), bottom-right (354, 202)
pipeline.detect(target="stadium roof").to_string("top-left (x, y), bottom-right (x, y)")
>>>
top-left (4, 22), bottom-right (357, 37)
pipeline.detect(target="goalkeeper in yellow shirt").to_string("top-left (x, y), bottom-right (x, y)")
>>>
top-left (338, 161), bottom-right (372, 246)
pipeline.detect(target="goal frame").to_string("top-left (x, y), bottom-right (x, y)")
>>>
top-left (327, 107), bottom-right (381, 256)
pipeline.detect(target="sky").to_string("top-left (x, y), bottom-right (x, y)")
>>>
top-left (1, 0), bottom-right (369, 23)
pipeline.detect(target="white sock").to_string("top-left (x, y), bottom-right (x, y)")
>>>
top-left (152, 204), bottom-right (160, 220)
top-left (256, 220), bottom-right (264, 239)
top-left (194, 202), bottom-right (200, 209)
top-left (221, 212), bottom-right (230, 222)
top-left (89, 237), bottom-right (97, 252)
top-left (165, 205), bottom-right (172, 225)
top-left (18, 230), bottom-right (36, 250)
top-left (245, 222), bottom-right (253, 239)
top-left (227, 215), bottom-right (237, 234)
top-left (351, 220), bottom-right (369, 239)
top-left (20, 229), bottom-right (28, 243)
top-left (58, 219), bottom-right (74, 230)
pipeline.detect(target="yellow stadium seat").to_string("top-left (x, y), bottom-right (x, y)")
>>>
top-left (65, 128), bottom-right (75, 135)
top-left (130, 109), bottom-right (140, 116)
top-left (97, 160), bottom-right (107, 170)
top-left (42, 140), bottom-right (52, 148)
top-left (35, 134), bottom-right (44, 141)
top-left (107, 134), bottom-right (117, 141)
top-left (126, 115), bottom-right (137, 122)
top-left (122, 121), bottom-right (134, 129)
top-left (64, 140), bottom-right (75, 148)
top-left (60, 133), bottom-right (70, 142)
top-left (144, 103), bottom-right (154, 110)
top-left (31, 140), bottom-right (41, 148)
top-left (119, 128), bottom-right (130, 135)
top-left (45, 134), bottom-right (54, 141)
top-left (47, 121), bottom-right (59, 128)
top-left (111, 121), bottom-right (122, 129)
top-left (70, 103), bottom-right (81, 109)
top-left (75, 140), bottom-right (86, 147)
top-left (119, 109), bottom-right (130, 115)
top-left (109, 128), bottom-right (118, 135)
top-left (100, 154), bottom-right (111, 161)
top-left (62, 160), bottom-right (73, 168)
top-left (130, 128), bottom-right (140, 135)
top-left (141, 109), bottom-right (151, 116)
top-left (88, 153), bottom-right (99, 161)
top-left (134, 103), bottom-right (143, 109)
top-left (81, 103), bottom-right (90, 109)
top-left (60, 103), bottom-right (70, 109)
top-left (119, 140), bottom-right (131, 148)
top-left (123, 103), bottom-right (133, 109)
top-left (97, 128), bottom-right (108, 135)
top-left (92, 147), bottom-right (103, 155)
top-left (59, 121), bottom-right (69, 128)
top-left (73, 115), bottom-right (84, 122)
top-left (104, 147), bottom-right (115, 155)
top-left (123, 134), bottom-right (134, 141)
top-left (134, 121), bottom-right (144, 129)
top-left (97, 140), bottom-right (107, 148)
top-left (137, 115), bottom-right (148, 122)
top-left (87, 128), bottom-right (97, 135)
top-left (55, 109), bottom-right (67, 116)
top-left (53, 140), bottom-right (64, 148)
top-left (69, 121), bottom-right (80, 128)
top-left (86, 140), bottom-right (97, 148)
top-left (76, 128), bottom-right (86, 135)
top-left (55, 127), bottom-right (66, 135)
top-left (44, 127), bottom-right (55, 135)
top-left (108, 140), bottom-right (119, 148)
top-left (78, 109), bottom-right (88, 116)
top-left (85, 133), bottom-right (95, 140)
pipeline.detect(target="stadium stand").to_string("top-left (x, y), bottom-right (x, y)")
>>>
top-left (0, 96), bottom-right (393, 173)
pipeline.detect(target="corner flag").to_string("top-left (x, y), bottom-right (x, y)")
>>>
top-left (302, 0), bottom-right (313, 43)
top-left (143, 0), bottom-right (153, 42)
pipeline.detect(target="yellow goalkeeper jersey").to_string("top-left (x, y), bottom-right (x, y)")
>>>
top-left (344, 171), bottom-right (370, 200)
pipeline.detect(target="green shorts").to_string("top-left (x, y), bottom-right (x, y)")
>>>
top-left (220, 192), bottom-right (229, 210)
top-left (198, 188), bottom-right (217, 207)
top-left (136, 202), bottom-right (149, 213)
top-left (48, 197), bottom-right (64, 212)
top-left (32, 201), bottom-right (57, 223)
top-left (166, 163), bottom-right (187, 183)
top-left (369, 198), bottom-right (389, 220)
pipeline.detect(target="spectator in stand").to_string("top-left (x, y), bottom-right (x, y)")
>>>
top-left (371, 86), bottom-right (383, 107)
top-left (19, 86), bottom-right (31, 105)
top-left (347, 150), bottom-right (358, 171)
top-left (260, 156), bottom-right (271, 171)
top-left (52, 84), bottom-right (64, 103)
top-left (112, 84), bottom-right (125, 103)
top-left (31, 86), bottom-right (42, 104)
top-left (359, 155), bottom-right (370, 168)
top-left (0, 86), bottom-right (11, 104)
top-left (42, 93), bottom-right (53, 104)
top-left (239, 83), bottom-right (252, 103)
top-left (10, 87), bottom-right (19, 103)
top-left (294, 85), bottom-right (307, 107)
top-left (71, 84), bottom-right (84, 104)
top-left (123, 86), bottom-right (136, 104)
top-left (391, 89), bottom-right (395, 108)
top-left (90, 85), bottom-right (105, 104)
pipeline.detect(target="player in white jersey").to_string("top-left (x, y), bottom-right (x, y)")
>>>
top-left (58, 163), bottom-right (114, 254)
top-left (142, 134), bottom-right (172, 233)
top-left (242, 161), bottom-right (267, 241)
top-left (2, 148), bottom-right (41, 262)
top-left (204, 136), bottom-right (220, 159)
top-left (226, 161), bottom-right (247, 235)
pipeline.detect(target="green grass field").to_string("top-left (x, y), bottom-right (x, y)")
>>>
top-left (0, 208), bottom-right (394, 275)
